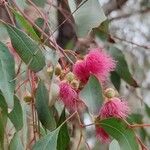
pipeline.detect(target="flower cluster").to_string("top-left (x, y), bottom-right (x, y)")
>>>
top-left (73, 48), bottom-right (116, 83)
top-left (58, 47), bottom-right (130, 144)
top-left (59, 48), bottom-right (116, 111)
top-left (59, 82), bottom-right (78, 110)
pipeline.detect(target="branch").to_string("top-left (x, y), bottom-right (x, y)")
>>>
top-left (10, 0), bottom-right (74, 64)
top-left (109, 8), bottom-right (150, 21)
top-left (103, 0), bottom-right (128, 15)
top-left (112, 35), bottom-right (150, 49)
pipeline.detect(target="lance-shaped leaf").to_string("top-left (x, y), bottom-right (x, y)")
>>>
top-left (110, 71), bottom-right (121, 91)
top-left (35, 80), bottom-right (56, 130)
top-left (14, 11), bottom-right (40, 41)
top-left (94, 20), bottom-right (109, 41)
top-left (32, 0), bottom-right (47, 7)
top-left (109, 46), bottom-right (138, 87)
top-left (145, 103), bottom-right (150, 118)
top-left (99, 118), bottom-right (139, 150)
top-left (69, 0), bottom-right (106, 37)
top-left (9, 132), bottom-right (24, 150)
top-left (0, 92), bottom-right (8, 149)
top-left (5, 24), bottom-right (45, 72)
top-left (57, 108), bottom-right (70, 150)
top-left (8, 96), bottom-right (23, 131)
top-left (0, 41), bottom-right (15, 108)
top-left (32, 127), bottom-right (60, 150)
top-left (79, 75), bottom-right (103, 115)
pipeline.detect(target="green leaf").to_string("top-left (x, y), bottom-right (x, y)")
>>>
top-left (32, 0), bottom-right (47, 7)
top-left (57, 108), bottom-right (70, 150)
top-left (0, 41), bottom-right (15, 108)
top-left (0, 91), bottom-right (8, 116)
top-left (35, 80), bottom-right (56, 130)
top-left (8, 96), bottom-right (23, 131)
top-left (94, 20), bottom-right (109, 41)
top-left (9, 132), bottom-right (24, 150)
top-left (145, 103), bottom-right (150, 118)
top-left (79, 75), bottom-right (103, 115)
top-left (127, 114), bottom-right (142, 124)
top-left (127, 113), bottom-right (148, 142)
top-left (4, 23), bottom-right (45, 72)
top-left (34, 18), bottom-right (45, 38)
top-left (32, 127), bottom-right (60, 150)
top-left (109, 46), bottom-right (138, 87)
top-left (110, 71), bottom-right (121, 91)
top-left (99, 118), bottom-right (139, 150)
top-left (14, 11), bottom-right (40, 41)
top-left (0, 92), bottom-right (8, 149)
top-left (0, 23), bottom-right (9, 42)
top-left (71, 0), bottom-right (106, 37)
top-left (140, 128), bottom-right (147, 142)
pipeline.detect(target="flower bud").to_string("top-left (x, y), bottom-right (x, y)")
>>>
top-left (23, 92), bottom-right (33, 103)
top-left (71, 79), bottom-right (79, 90)
top-left (47, 66), bottom-right (53, 77)
top-left (104, 88), bottom-right (116, 99)
top-left (55, 64), bottom-right (61, 76)
top-left (65, 72), bottom-right (75, 82)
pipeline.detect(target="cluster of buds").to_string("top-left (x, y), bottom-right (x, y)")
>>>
top-left (59, 71), bottom-right (82, 111)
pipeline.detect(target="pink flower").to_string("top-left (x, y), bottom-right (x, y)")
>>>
top-left (73, 60), bottom-right (90, 83)
top-left (96, 98), bottom-right (130, 143)
top-left (96, 126), bottom-right (110, 143)
top-left (85, 48), bottom-right (116, 82)
top-left (100, 97), bottom-right (130, 119)
top-left (59, 82), bottom-right (78, 110)
top-left (73, 48), bottom-right (116, 83)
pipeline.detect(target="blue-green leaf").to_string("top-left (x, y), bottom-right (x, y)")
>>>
top-left (0, 41), bottom-right (15, 107)
top-left (79, 75), bottom-right (103, 115)
top-left (99, 118), bottom-right (139, 150)
top-left (9, 132), bottom-right (24, 150)
top-left (0, 92), bottom-right (8, 149)
top-left (109, 46), bottom-right (138, 87)
top-left (32, 0), bottom-right (47, 7)
top-left (8, 96), bottom-right (23, 131)
top-left (5, 24), bottom-right (45, 72)
top-left (15, 11), bottom-right (40, 41)
top-left (111, 71), bottom-right (121, 91)
top-left (32, 127), bottom-right (60, 150)
top-left (35, 80), bottom-right (56, 130)
top-left (57, 108), bottom-right (70, 150)
top-left (70, 0), bottom-right (106, 37)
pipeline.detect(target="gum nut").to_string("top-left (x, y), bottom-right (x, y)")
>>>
top-left (24, 95), bottom-right (33, 103)
top-left (55, 64), bottom-right (62, 76)
top-left (65, 72), bottom-right (75, 82)
top-left (71, 79), bottom-right (79, 90)
top-left (104, 88), bottom-right (116, 99)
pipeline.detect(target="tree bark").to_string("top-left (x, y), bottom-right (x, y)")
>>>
top-left (56, 0), bottom-right (77, 48)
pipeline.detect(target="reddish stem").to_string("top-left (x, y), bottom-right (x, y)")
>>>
top-left (130, 124), bottom-right (150, 128)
